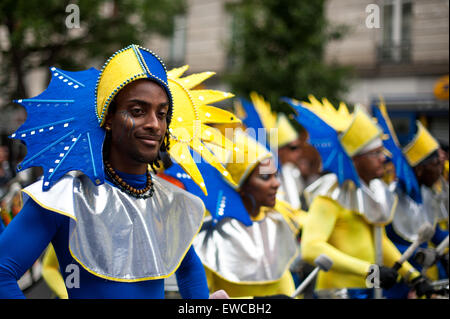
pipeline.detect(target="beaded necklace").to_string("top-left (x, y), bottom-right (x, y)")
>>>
top-left (104, 160), bottom-right (154, 199)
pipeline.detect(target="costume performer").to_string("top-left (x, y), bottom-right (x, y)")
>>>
top-left (282, 96), bottom-right (427, 299)
top-left (167, 129), bottom-right (304, 298)
top-left (237, 92), bottom-right (305, 210)
top-left (0, 45), bottom-right (237, 299)
top-left (373, 103), bottom-right (448, 298)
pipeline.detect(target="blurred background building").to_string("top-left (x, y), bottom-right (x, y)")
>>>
top-left (147, 0), bottom-right (449, 145)
top-left (1, 0), bottom-right (448, 147)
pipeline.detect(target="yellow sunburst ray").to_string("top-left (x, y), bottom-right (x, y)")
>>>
top-left (177, 72), bottom-right (216, 90)
top-left (198, 105), bottom-right (240, 124)
top-left (167, 65), bottom-right (190, 80)
top-left (200, 124), bottom-right (235, 151)
top-left (233, 100), bottom-right (248, 121)
top-left (168, 141), bottom-right (208, 195)
top-left (190, 139), bottom-right (237, 188)
top-left (190, 90), bottom-right (235, 107)
top-left (249, 91), bottom-right (277, 130)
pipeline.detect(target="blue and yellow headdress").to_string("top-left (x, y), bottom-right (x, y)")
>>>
top-left (10, 44), bottom-right (236, 194)
top-left (373, 99), bottom-right (439, 203)
top-left (236, 92), bottom-right (299, 150)
top-left (282, 95), bottom-right (384, 187)
top-left (373, 100), bottom-right (422, 203)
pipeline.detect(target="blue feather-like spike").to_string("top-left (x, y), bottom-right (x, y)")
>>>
top-left (238, 97), bottom-right (280, 170)
top-left (281, 97), bottom-right (360, 187)
top-left (164, 149), bottom-right (252, 226)
top-left (10, 67), bottom-right (105, 191)
top-left (372, 106), bottom-right (422, 203)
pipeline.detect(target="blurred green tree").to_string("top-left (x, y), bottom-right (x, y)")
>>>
top-left (225, 0), bottom-right (352, 113)
top-left (0, 0), bottom-right (185, 104)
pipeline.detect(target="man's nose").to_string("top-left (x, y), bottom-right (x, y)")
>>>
top-left (143, 111), bottom-right (160, 130)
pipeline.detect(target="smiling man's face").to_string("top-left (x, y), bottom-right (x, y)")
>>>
top-left (105, 79), bottom-right (169, 174)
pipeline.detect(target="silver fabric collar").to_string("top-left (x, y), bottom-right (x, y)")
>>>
top-left (193, 211), bottom-right (298, 283)
top-left (391, 184), bottom-right (439, 243)
top-left (23, 172), bottom-right (205, 282)
top-left (304, 174), bottom-right (396, 225)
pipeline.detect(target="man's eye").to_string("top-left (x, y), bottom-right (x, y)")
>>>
top-left (259, 174), bottom-right (271, 181)
top-left (158, 111), bottom-right (167, 118)
top-left (131, 108), bottom-right (145, 116)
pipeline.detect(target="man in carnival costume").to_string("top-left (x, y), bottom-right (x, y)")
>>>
top-left (0, 44), bottom-right (237, 299)
top-left (373, 103), bottom-right (448, 299)
top-left (282, 96), bottom-right (428, 299)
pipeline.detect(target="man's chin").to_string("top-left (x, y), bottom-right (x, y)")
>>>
top-left (134, 150), bottom-right (160, 165)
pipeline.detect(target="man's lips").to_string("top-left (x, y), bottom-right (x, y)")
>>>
top-left (136, 135), bottom-right (161, 146)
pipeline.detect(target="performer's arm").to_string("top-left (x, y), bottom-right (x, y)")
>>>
top-left (381, 228), bottom-right (421, 281)
top-left (0, 198), bottom-right (63, 298)
top-left (175, 245), bottom-right (210, 299)
top-left (301, 196), bottom-right (372, 276)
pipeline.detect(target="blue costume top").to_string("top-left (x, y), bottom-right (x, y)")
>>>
top-left (0, 171), bottom-right (209, 299)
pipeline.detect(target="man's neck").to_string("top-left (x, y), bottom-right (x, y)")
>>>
top-left (107, 153), bottom-right (147, 175)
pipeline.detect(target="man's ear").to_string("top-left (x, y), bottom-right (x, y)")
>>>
top-left (104, 113), bottom-right (113, 131)
top-left (414, 165), bottom-right (424, 180)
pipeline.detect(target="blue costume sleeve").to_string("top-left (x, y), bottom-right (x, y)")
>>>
top-left (175, 246), bottom-right (210, 299)
top-left (432, 225), bottom-right (449, 247)
top-left (0, 198), bottom-right (65, 299)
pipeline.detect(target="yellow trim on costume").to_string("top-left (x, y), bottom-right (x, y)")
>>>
top-left (22, 189), bottom-right (207, 283)
top-left (403, 121), bottom-right (439, 167)
top-left (22, 189), bottom-right (77, 222)
top-left (202, 249), bottom-right (298, 286)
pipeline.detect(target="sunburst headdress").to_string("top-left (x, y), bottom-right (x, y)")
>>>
top-left (166, 65), bottom-right (241, 194)
top-left (282, 95), bottom-right (384, 186)
top-left (10, 45), bottom-right (239, 195)
top-left (236, 92), bottom-right (299, 151)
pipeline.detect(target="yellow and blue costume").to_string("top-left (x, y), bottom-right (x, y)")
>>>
top-left (283, 96), bottom-right (421, 298)
top-left (0, 45), bottom-right (237, 298)
top-left (168, 130), bottom-right (305, 298)
top-left (373, 103), bottom-right (449, 298)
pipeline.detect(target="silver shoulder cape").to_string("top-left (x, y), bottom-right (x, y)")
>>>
top-left (22, 172), bottom-right (205, 282)
top-left (303, 173), bottom-right (397, 225)
top-left (392, 179), bottom-right (448, 243)
top-left (193, 211), bottom-right (298, 283)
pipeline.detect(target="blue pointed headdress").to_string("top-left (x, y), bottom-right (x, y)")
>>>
top-left (10, 44), bottom-right (173, 191)
top-left (281, 97), bottom-right (361, 187)
top-left (372, 101), bottom-right (422, 203)
top-left (164, 151), bottom-right (252, 226)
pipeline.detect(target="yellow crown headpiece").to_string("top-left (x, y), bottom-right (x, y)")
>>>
top-left (166, 65), bottom-right (241, 194)
top-left (403, 121), bottom-right (439, 167)
top-left (340, 106), bottom-right (383, 157)
top-left (302, 95), bottom-right (383, 157)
